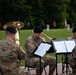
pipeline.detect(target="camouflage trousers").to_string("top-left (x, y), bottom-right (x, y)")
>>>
top-left (26, 55), bottom-right (56, 75)
top-left (68, 57), bottom-right (76, 73)
top-left (60, 73), bottom-right (76, 75)
top-left (0, 68), bottom-right (30, 75)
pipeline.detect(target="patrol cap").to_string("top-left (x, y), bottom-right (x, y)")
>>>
top-left (6, 26), bottom-right (17, 34)
top-left (72, 27), bottom-right (76, 33)
top-left (33, 26), bottom-right (43, 33)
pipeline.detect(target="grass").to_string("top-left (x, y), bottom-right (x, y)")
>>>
top-left (0, 28), bottom-right (73, 66)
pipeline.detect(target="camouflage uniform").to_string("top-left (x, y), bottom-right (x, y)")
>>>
top-left (68, 46), bottom-right (76, 74)
top-left (67, 36), bottom-right (76, 73)
top-left (0, 38), bottom-right (28, 75)
top-left (25, 35), bottom-right (56, 75)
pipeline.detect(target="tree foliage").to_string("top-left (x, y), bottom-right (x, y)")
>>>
top-left (0, 0), bottom-right (76, 29)
top-left (67, 0), bottom-right (76, 27)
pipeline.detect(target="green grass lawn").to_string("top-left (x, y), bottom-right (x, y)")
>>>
top-left (0, 28), bottom-right (73, 66)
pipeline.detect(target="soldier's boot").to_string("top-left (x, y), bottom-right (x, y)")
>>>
top-left (72, 68), bottom-right (76, 74)
top-left (36, 68), bottom-right (43, 75)
top-left (48, 65), bottom-right (56, 75)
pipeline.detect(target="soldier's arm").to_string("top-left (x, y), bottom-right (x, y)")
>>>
top-left (72, 46), bottom-right (76, 60)
top-left (25, 39), bottom-right (36, 53)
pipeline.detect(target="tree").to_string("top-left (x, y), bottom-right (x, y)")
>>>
top-left (67, 0), bottom-right (76, 27)
top-left (0, 0), bottom-right (71, 28)
top-left (0, 0), bottom-right (27, 26)
top-left (42, 0), bottom-right (70, 28)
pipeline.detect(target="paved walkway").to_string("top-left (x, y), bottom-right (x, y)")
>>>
top-left (20, 63), bottom-right (72, 75)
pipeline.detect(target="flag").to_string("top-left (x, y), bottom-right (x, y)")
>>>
top-left (0, 22), bottom-right (2, 27)
top-left (53, 20), bottom-right (56, 28)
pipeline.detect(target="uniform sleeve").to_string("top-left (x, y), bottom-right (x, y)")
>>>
top-left (72, 46), bottom-right (76, 59)
top-left (68, 46), bottom-right (76, 67)
top-left (25, 39), bottom-right (36, 53)
top-left (69, 46), bottom-right (76, 63)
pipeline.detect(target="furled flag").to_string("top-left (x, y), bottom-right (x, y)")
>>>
top-left (0, 22), bottom-right (2, 28)
top-left (53, 20), bottom-right (56, 28)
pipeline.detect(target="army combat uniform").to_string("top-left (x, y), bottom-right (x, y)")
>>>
top-left (25, 35), bottom-right (56, 75)
top-left (68, 46), bottom-right (76, 74)
top-left (0, 38), bottom-right (28, 75)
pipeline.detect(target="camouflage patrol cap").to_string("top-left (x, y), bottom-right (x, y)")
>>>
top-left (6, 26), bottom-right (17, 34)
top-left (33, 26), bottom-right (43, 33)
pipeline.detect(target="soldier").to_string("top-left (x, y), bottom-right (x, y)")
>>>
top-left (25, 26), bottom-right (56, 75)
top-left (68, 46), bottom-right (76, 74)
top-left (67, 27), bottom-right (76, 42)
top-left (0, 26), bottom-right (28, 75)
top-left (67, 27), bottom-right (76, 74)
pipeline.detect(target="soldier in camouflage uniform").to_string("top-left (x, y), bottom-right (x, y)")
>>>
top-left (0, 26), bottom-right (28, 75)
top-left (68, 46), bottom-right (76, 74)
top-left (25, 26), bottom-right (56, 75)
top-left (67, 27), bottom-right (76, 74)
